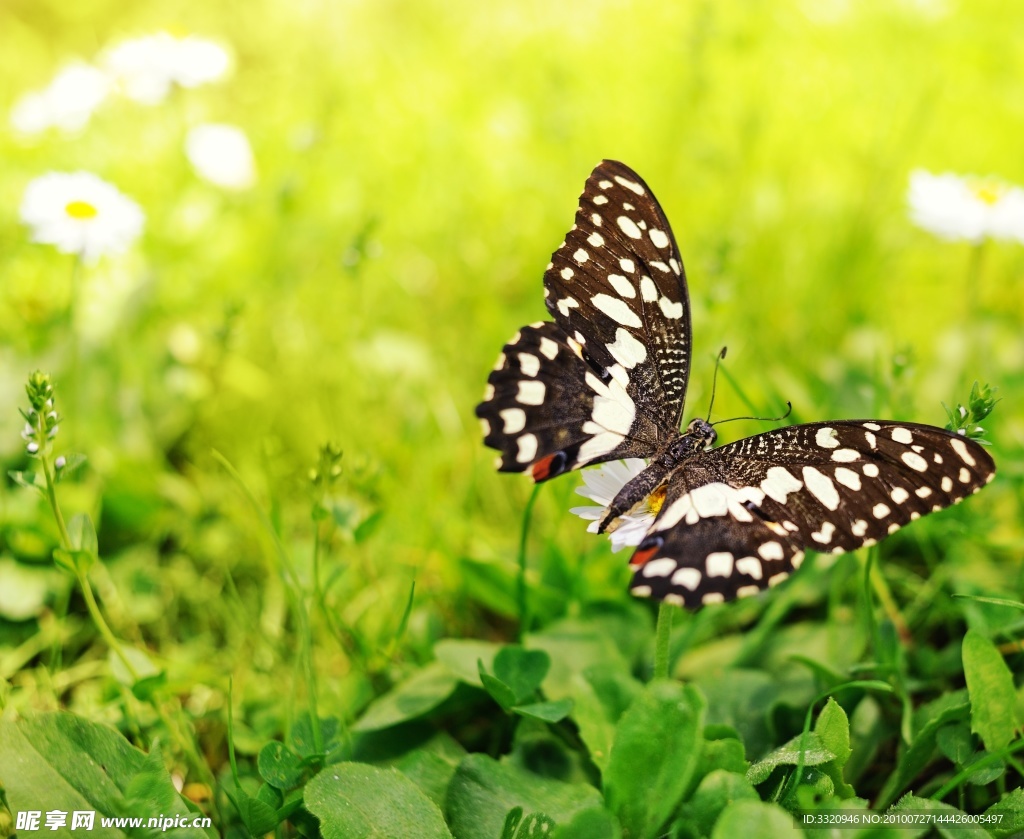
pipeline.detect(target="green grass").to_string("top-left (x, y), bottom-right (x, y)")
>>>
top-left (1, 0), bottom-right (1023, 836)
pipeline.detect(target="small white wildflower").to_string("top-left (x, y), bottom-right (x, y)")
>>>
top-left (570, 459), bottom-right (663, 552)
top-left (9, 63), bottom-right (111, 136)
top-left (20, 172), bottom-right (145, 263)
top-left (908, 169), bottom-right (1024, 243)
top-left (55, 456), bottom-right (67, 470)
top-left (185, 124), bottom-right (257, 190)
top-left (103, 32), bottom-right (230, 105)
top-left (26, 442), bottom-right (40, 455)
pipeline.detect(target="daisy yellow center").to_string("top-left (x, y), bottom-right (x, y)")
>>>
top-left (65, 200), bottom-right (99, 220)
top-left (648, 485), bottom-right (668, 515)
top-left (969, 180), bottom-right (1004, 206)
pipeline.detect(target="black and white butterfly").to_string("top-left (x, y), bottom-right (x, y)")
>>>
top-left (476, 160), bottom-right (997, 608)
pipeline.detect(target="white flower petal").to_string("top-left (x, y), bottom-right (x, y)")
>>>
top-left (20, 172), bottom-right (145, 263)
top-left (908, 169), bottom-right (1024, 243)
top-left (104, 32), bottom-right (230, 105)
top-left (570, 458), bottom-right (658, 551)
top-left (10, 63), bottom-right (110, 135)
top-left (185, 124), bottom-right (257, 190)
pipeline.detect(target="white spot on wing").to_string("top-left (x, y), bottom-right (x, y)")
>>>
top-left (574, 248), bottom-right (589, 263)
top-left (915, 486), bottom-right (932, 498)
top-left (831, 449), bottom-right (859, 463)
top-left (642, 557), bottom-right (677, 578)
top-left (735, 557), bottom-right (763, 580)
top-left (639, 276), bottom-right (658, 302)
top-left (761, 467), bottom-right (802, 503)
top-left (587, 232), bottom-right (605, 248)
top-left (517, 380), bottom-right (546, 406)
top-left (658, 296), bottom-right (684, 318)
top-left (706, 552), bottom-right (734, 577)
top-left (950, 437), bottom-right (976, 467)
top-left (891, 427), bottom-right (913, 445)
top-left (941, 476), bottom-right (953, 492)
top-left (959, 467), bottom-right (971, 483)
top-left (517, 353), bottom-right (540, 377)
top-left (539, 337), bottom-right (558, 360)
top-left (702, 592), bottom-right (725, 605)
top-left (593, 195), bottom-right (609, 205)
top-left (863, 422), bottom-right (881, 431)
top-left (649, 228), bottom-right (670, 248)
top-left (901, 451), bottom-right (928, 472)
top-left (811, 521), bottom-right (836, 544)
top-left (614, 175), bottom-right (645, 195)
top-left (556, 297), bottom-right (578, 317)
top-left (891, 487), bottom-right (910, 504)
top-left (592, 293), bottom-right (642, 327)
top-left (616, 216), bottom-right (642, 239)
top-left (500, 408), bottom-right (526, 433)
top-left (851, 519), bottom-right (868, 537)
top-left (872, 502), bottom-right (890, 519)
top-left (607, 274), bottom-right (636, 298)
top-left (607, 328), bottom-right (648, 369)
top-left (815, 427), bottom-right (839, 449)
top-left (560, 267), bottom-right (574, 280)
top-left (516, 433), bottom-right (538, 463)
top-left (672, 567), bottom-right (702, 590)
top-left (802, 466), bottom-right (840, 511)
top-left (834, 467), bottom-right (861, 491)
top-left (619, 258), bottom-right (635, 273)
top-left (758, 541), bottom-right (784, 561)
top-left (863, 463), bottom-right (880, 478)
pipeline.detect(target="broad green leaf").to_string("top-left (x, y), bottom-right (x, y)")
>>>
top-left (352, 662), bottom-right (459, 731)
top-left (604, 681), bottom-right (705, 839)
top-left (67, 513), bottom-right (97, 556)
top-left (525, 620), bottom-right (631, 701)
top-left (434, 638), bottom-right (502, 686)
top-left (710, 801), bottom-right (798, 839)
top-left (984, 788), bottom-right (1024, 839)
top-left (0, 713), bottom-right (210, 838)
top-left (513, 699), bottom-right (573, 723)
top-left (480, 661), bottom-right (519, 711)
top-left (813, 698), bottom-right (855, 798)
top-left (446, 753), bottom-right (602, 839)
top-left (566, 673), bottom-right (616, 773)
top-left (392, 738), bottom-right (466, 808)
top-left (935, 722), bottom-right (974, 766)
top-left (746, 732), bottom-right (835, 786)
top-left (258, 741), bottom-right (305, 790)
top-left (963, 630), bottom-right (1019, 752)
top-left (8, 469), bottom-right (45, 496)
top-left (224, 780), bottom-right (280, 837)
top-left (698, 737), bottom-right (748, 778)
top-left (494, 646), bottom-right (550, 703)
top-left (305, 763), bottom-right (452, 839)
top-left (550, 806), bottom-right (622, 839)
top-left (672, 770), bottom-right (759, 839)
top-left (292, 713), bottom-right (341, 758)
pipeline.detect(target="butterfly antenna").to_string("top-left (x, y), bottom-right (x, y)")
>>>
top-left (711, 402), bottom-right (793, 427)
top-left (704, 347), bottom-right (728, 422)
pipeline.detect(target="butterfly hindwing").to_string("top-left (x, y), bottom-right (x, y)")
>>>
top-left (628, 421), bottom-right (996, 607)
top-left (543, 160), bottom-right (692, 435)
top-left (476, 322), bottom-right (661, 481)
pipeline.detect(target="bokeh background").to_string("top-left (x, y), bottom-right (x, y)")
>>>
top-left (1, 0), bottom-right (1022, 777)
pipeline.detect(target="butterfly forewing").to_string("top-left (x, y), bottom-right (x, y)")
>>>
top-left (628, 421), bottom-right (996, 607)
top-left (543, 160), bottom-right (692, 434)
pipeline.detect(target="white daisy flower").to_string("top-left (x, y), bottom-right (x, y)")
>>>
top-left (185, 123), bottom-right (257, 190)
top-left (9, 63), bottom-right (111, 135)
top-left (908, 169), bottom-right (1024, 244)
top-left (570, 459), bottom-right (665, 552)
top-left (20, 172), bottom-right (145, 263)
top-left (103, 32), bottom-right (230, 105)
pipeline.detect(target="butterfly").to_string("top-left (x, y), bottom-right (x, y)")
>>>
top-left (476, 160), bottom-right (997, 608)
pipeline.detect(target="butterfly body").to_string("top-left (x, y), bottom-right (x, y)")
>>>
top-left (476, 160), bottom-right (996, 607)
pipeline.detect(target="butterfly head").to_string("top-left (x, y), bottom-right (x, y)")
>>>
top-left (685, 417), bottom-right (717, 450)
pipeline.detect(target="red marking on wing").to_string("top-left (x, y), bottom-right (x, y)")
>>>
top-left (531, 454), bottom-right (558, 482)
top-left (629, 544), bottom-right (660, 569)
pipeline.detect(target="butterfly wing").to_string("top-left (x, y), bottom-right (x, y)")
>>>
top-left (628, 421), bottom-right (996, 607)
top-left (544, 160), bottom-right (692, 434)
top-left (477, 160), bottom-right (691, 479)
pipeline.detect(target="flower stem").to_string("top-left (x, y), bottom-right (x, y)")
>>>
top-left (517, 484), bottom-right (542, 640)
top-left (653, 601), bottom-right (674, 680)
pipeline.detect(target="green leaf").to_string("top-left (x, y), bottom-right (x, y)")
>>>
top-left (67, 513), bottom-right (98, 556)
top-left (550, 807), bottom-right (622, 839)
top-left (391, 737), bottom-right (467, 808)
top-left (963, 630), bottom-right (1020, 752)
top-left (746, 732), bottom-right (836, 786)
top-left (709, 801), bottom-right (796, 839)
top-left (935, 722), bottom-right (975, 766)
top-left (812, 698), bottom-right (855, 799)
top-left (292, 713), bottom-right (341, 758)
top-left (891, 794), bottom-right (989, 839)
top-left (52, 453), bottom-right (87, 483)
top-left (699, 737), bottom-right (748, 777)
top-left (984, 788), bottom-right (1024, 839)
top-left (306, 763), bottom-right (453, 839)
top-left (434, 638), bottom-right (502, 686)
top-left (604, 681), bottom-right (706, 839)
top-left (513, 699), bottom-right (573, 723)
top-left (480, 661), bottom-right (519, 711)
top-left (525, 620), bottom-right (632, 701)
top-left (352, 662), bottom-right (459, 731)
top-left (258, 741), bottom-right (305, 789)
top-left (445, 753), bottom-right (602, 839)
top-left (0, 712), bottom-right (209, 838)
top-left (673, 770), bottom-right (759, 839)
top-left (8, 469), bottom-right (45, 497)
top-left (494, 646), bottom-right (551, 703)
top-left (224, 780), bottom-right (280, 837)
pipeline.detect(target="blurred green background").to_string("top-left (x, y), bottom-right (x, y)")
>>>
top-left (1, 0), bottom-right (1021, 749)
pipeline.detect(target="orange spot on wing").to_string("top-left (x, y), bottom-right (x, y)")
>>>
top-left (629, 544), bottom-right (660, 569)
top-left (531, 454), bottom-right (558, 482)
